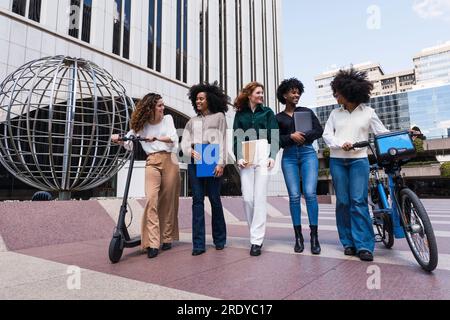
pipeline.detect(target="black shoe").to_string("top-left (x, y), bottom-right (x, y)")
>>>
top-left (359, 250), bottom-right (374, 262)
top-left (161, 243), bottom-right (172, 251)
top-left (215, 245), bottom-right (225, 250)
top-left (147, 248), bottom-right (159, 259)
top-left (294, 225), bottom-right (304, 253)
top-left (344, 247), bottom-right (357, 256)
top-left (310, 225), bottom-right (321, 255)
top-left (192, 249), bottom-right (206, 256)
top-left (250, 244), bottom-right (262, 256)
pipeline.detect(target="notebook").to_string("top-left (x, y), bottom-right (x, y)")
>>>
top-left (195, 144), bottom-right (219, 177)
top-left (242, 141), bottom-right (257, 165)
top-left (242, 139), bottom-right (269, 165)
top-left (294, 111), bottom-right (312, 133)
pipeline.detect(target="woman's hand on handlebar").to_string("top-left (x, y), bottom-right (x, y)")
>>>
top-left (111, 134), bottom-right (124, 145)
top-left (342, 142), bottom-right (353, 151)
top-left (145, 136), bottom-right (157, 143)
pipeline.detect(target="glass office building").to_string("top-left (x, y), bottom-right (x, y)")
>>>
top-left (408, 84), bottom-right (450, 139)
top-left (315, 84), bottom-right (450, 150)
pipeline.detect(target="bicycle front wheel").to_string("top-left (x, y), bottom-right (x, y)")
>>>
top-left (400, 189), bottom-right (438, 272)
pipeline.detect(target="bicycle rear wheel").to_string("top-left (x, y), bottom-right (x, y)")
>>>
top-left (399, 188), bottom-right (438, 272)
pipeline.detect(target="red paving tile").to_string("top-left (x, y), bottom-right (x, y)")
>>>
top-left (285, 260), bottom-right (450, 300)
top-left (166, 252), bottom-right (347, 300)
top-left (0, 201), bottom-right (115, 250)
top-left (221, 198), bottom-right (247, 221)
top-left (3, 198), bottom-right (450, 299)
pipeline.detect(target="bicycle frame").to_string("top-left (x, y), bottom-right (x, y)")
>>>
top-left (369, 149), bottom-right (406, 239)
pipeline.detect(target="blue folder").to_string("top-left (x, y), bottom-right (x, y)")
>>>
top-left (195, 144), bottom-right (219, 178)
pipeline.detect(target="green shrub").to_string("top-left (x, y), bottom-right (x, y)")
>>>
top-left (413, 138), bottom-right (425, 153)
top-left (319, 168), bottom-right (330, 177)
top-left (441, 162), bottom-right (450, 177)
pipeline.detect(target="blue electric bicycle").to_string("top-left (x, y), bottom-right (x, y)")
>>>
top-left (352, 130), bottom-right (438, 272)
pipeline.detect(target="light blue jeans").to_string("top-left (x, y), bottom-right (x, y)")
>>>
top-left (281, 144), bottom-right (319, 227)
top-left (330, 157), bottom-right (375, 253)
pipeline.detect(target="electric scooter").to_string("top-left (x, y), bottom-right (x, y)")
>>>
top-left (108, 135), bottom-right (147, 263)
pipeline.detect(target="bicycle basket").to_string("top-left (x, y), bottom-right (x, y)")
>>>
top-left (374, 130), bottom-right (416, 167)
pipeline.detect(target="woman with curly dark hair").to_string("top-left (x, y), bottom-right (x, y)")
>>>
top-left (233, 81), bottom-right (279, 257)
top-left (323, 68), bottom-right (388, 262)
top-left (111, 93), bottom-right (180, 259)
top-left (181, 82), bottom-right (229, 256)
top-left (275, 78), bottom-right (323, 255)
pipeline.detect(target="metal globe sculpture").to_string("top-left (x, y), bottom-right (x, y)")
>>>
top-left (0, 56), bottom-right (134, 199)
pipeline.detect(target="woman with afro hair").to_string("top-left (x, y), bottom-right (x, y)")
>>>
top-left (181, 82), bottom-right (229, 256)
top-left (275, 78), bottom-right (323, 255)
top-left (112, 93), bottom-right (180, 259)
top-left (323, 68), bottom-right (389, 262)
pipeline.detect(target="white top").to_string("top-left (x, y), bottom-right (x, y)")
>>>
top-left (180, 112), bottom-right (228, 165)
top-left (124, 115), bottom-right (179, 154)
top-left (322, 104), bottom-right (389, 159)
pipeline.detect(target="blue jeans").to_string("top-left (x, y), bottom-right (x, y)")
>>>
top-left (188, 164), bottom-right (226, 250)
top-left (281, 144), bottom-right (319, 227)
top-left (330, 157), bottom-right (375, 253)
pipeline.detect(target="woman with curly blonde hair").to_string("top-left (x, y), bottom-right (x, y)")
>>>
top-left (112, 93), bottom-right (180, 259)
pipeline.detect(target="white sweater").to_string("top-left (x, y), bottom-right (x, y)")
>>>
top-left (124, 115), bottom-right (179, 154)
top-left (322, 105), bottom-right (388, 159)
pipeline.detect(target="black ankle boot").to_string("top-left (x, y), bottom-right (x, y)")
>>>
top-left (294, 225), bottom-right (304, 253)
top-left (310, 225), bottom-right (321, 255)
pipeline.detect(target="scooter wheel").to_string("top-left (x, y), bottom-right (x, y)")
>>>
top-left (108, 236), bottom-right (124, 263)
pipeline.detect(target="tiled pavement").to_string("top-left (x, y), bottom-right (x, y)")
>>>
top-left (0, 197), bottom-right (450, 300)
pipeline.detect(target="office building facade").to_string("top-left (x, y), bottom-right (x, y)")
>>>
top-left (0, 0), bottom-right (286, 199)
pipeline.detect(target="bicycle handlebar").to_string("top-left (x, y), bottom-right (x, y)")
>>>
top-left (351, 141), bottom-right (370, 149)
top-left (351, 131), bottom-right (418, 150)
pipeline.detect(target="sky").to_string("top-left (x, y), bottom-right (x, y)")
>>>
top-left (282, 0), bottom-right (450, 107)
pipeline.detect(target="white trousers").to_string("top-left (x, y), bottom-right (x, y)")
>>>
top-left (240, 165), bottom-right (269, 246)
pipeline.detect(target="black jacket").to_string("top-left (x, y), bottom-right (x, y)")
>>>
top-left (276, 107), bottom-right (323, 149)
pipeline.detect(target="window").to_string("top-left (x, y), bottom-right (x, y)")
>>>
top-left (176, 0), bottom-right (188, 82)
top-left (112, 0), bottom-right (131, 59)
top-left (69, 0), bottom-right (92, 43)
top-left (199, 0), bottom-right (209, 82)
top-left (147, 0), bottom-right (155, 69)
top-left (235, 0), bottom-right (243, 94)
top-left (156, 0), bottom-right (162, 72)
top-left (12, 0), bottom-right (26, 16)
top-left (147, 0), bottom-right (162, 72)
top-left (112, 0), bottom-right (122, 56)
top-left (218, 0), bottom-right (226, 90)
top-left (12, 0), bottom-right (41, 22)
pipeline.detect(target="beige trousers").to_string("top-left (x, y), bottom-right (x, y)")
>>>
top-left (141, 152), bottom-right (180, 249)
